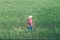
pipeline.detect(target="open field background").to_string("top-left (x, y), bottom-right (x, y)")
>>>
top-left (0, 0), bottom-right (60, 40)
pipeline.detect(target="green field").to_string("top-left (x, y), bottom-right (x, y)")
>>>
top-left (0, 0), bottom-right (60, 40)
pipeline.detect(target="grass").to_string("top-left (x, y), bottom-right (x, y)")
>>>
top-left (0, 0), bottom-right (60, 40)
top-left (0, 28), bottom-right (60, 39)
top-left (0, 27), bottom-right (59, 40)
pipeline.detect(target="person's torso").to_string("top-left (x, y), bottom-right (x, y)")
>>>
top-left (28, 19), bottom-right (32, 25)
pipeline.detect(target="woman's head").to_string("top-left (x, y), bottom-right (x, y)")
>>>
top-left (28, 15), bottom-right (33, 19)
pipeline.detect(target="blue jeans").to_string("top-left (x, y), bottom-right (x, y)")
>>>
top-left (28, 26), bottom-right (32, 31)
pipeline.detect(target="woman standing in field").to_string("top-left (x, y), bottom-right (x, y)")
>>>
top-left (27, 15), bottom-right (33, 31)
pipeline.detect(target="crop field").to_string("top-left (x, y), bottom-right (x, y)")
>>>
top-left (0, 0), bottom-right (60, 40)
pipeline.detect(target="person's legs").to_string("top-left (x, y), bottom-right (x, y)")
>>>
top-left (28, 26), bottom-right (32, 31)
top-left (28, 26), bottom-right (30, 31)
top-left (30, 26), bottom-right (32, 31)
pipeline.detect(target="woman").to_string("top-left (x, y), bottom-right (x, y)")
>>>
top-left (27, 15), bottom-right (33, 31)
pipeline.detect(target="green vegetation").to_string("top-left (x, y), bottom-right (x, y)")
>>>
top-left (0, 0), bottom-right (60, 40)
